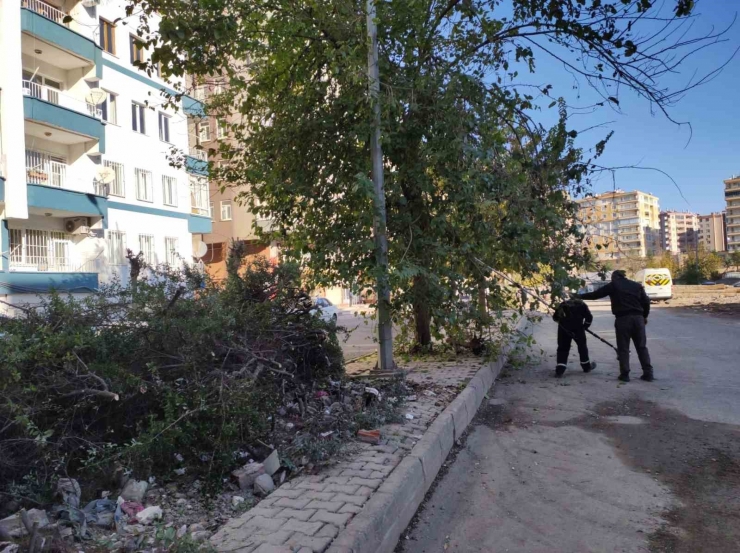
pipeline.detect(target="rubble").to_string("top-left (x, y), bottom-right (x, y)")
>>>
top-left (231, 463), bottom-right (265, 491)
top-left (231, 496), bottom-right (246, 508)
top-left (0, 509), bottom-right (49, 538)
top-left (263, 450), bottom-right (280, 476)
top-left (56, 479), bottom-right (81, 508)
top-left (120, 480), bottom-right (149, 503)
top-left (254, 474), bottom-right (275, 497)
top-left (135, 506), bottom-right (163, 525)
top-left (357, 429), bottom-right (381, 445)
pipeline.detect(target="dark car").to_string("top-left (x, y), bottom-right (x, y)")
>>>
top-left (701, 281), bottom-right (716, 285)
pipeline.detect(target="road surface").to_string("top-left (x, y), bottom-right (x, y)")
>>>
top-left (336, 307), bottom-right (377, 360)
top-left (399, 303), bottom-right (740, 553)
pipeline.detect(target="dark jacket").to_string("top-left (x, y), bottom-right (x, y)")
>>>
top-left (579, 278), bottom-right (651, 319)
top-left (553, 299), bottom-right (593, 332)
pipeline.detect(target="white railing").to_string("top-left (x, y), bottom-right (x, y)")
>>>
top-left (26, 149), bottom-right (67, 188)
top-left (190, 178), bottom-right (210, 216)
top-left (9, 229), bottom-right (73, 272)
top-left (21, 0), bottom-right (67, 25)
top-left (93, 180), bottom-right (109, 197)
top-left (23, 80), bottom-right (103, 119)
top-left (189, 148), bottom-right (208, 161)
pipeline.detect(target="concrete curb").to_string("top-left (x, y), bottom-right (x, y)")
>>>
top-left (327, 315), bottom-right (532, 553)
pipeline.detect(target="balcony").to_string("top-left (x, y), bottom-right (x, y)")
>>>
top-left (22, 0), bottom-right (66, 25)
top-left (23, 80), bottom-right (102, 119)
top-left (26, 149), bottom-right (67, 188)
top-left (190, 177), bottom-right (210, 216)
top-left (9, 228), bottom-right (73, 272)
top-left (189, 148), bottom-right (208, 161)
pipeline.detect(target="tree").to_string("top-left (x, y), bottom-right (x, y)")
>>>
top-left (728, 251), bottom-right (740, 271)
top-left (128, 0), bottom-right (728, 348)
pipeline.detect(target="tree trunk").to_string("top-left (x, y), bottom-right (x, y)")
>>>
top-left (412, 276), bottom-right (432, 348)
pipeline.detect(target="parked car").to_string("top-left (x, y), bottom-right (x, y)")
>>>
top-left (312, 297), bottom-right (339, 323)
top-left (734, 282), bottom-right (740, 288)
top-left (700, 281), bottom-right (716, 286)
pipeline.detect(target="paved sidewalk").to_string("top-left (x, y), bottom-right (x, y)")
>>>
top-left (209, 358), bottom-right (483, 552)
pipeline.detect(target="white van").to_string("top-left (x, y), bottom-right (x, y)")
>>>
top-left (635, 268), bottom-right (673, 301)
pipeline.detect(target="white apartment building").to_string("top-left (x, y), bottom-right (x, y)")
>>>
top-left (0, 0), bottom-right (211, 311)
top-left (576, 190), bottom-right (660, 261)
top-left (726, 176), bottom-right (740, 252)
top-left (697, 212), bottom-right (726, 253)
top-left (659, 211), bottom-right (698, 255)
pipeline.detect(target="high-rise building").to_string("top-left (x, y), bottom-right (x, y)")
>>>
top-left (726, 176), bottom-right (740, 252)
top-left (697, 212), bottom-right (727, 252)
top-left (0, 0), bottom-right (211, 312)
top-left (659, 211), bottom-right (698, 255)
top-left (576, 190), bottom-right (661, 260)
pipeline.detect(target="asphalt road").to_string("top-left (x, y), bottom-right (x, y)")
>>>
top-left (399, 304), bottom-right (740, 553)
top-left (336, 308), bottom-right (378, 360)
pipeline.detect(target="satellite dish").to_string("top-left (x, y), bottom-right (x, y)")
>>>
top-left (86, 88), bottom-right (107, 106)
top-left (96, 166), bottom-right (116, 184)
top-left (194, 241), bottom-right (208, 258)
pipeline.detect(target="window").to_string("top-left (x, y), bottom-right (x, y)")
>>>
top-left (162, 175), bottom-right (177, 206)
top-left (101, 91), bottom-right (117, 124)
top-left (158, 112), bottom-right (171, 142)
top-left (9, 229), bottom-right (72, 271)
top-left (217, 119), bottom-right (227, 139)
top-left (131, 102), bottom-right (146, 134)
top-left (130, 35), bottom-right (145, 64)
top-left (210, 202), bottom-right (215, 221)
top-left (220, 200), bottom-right (232, 221)
top-left (107, 230), bottom-right (127, 264)
top-left (193, 86), bottom-right (206, 101)
top-left (99, 18), bottom-right (115, 54)
top-left (104, 160), bottom-right (125, 197)
top-left (135, 168), bottom-right (153, 202)
top-left (198, 121), bottom-right (211, 142)
top-left (138, 234), bottom-right (155, 265)
top-left (190, 176), bottom-right (209, 215)
top-left (165, 237), bottom-right (179, 266)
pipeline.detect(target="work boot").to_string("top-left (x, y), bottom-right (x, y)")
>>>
top-left (582, 361), bottom-right (597, 373)
top-left (555, 365), bottom-right (566, 378)
top-left (618, 373), bottom-right (630, 383)
top-left (640, 372), bottom-right (654, 382)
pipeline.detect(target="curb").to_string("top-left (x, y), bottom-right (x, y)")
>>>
top-left (327, 315), bottom-right (532, 553)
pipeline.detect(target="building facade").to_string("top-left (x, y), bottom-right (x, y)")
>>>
top-left (726, 176), bottom-right (740, 252)
top-left (659, 211), bottom-right (698, 255)
top-left (577, 190), bottom-right (660, 261)
top-left (0, 0), bottom-right (211, 312)
top-left (697, 212), bottom-right (727, 253)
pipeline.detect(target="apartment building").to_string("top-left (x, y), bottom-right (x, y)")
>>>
top-left (697, 212), bottom-right (727, 253)
top-left (187, 80), bottom-right (277, 282)
top-left (659, 211), bottom-right (698, 255)
top-left (0, 0), bottom-right (211, 311)
top-left (726, 176), bottom-right (740, 252)
top-left (576, 190), bottom-right (661, 260)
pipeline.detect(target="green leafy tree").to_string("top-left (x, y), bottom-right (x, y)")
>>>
top-left (128, 0), bottom-right (724, 347)
top-left (727, 251), bottom-right (740, 271)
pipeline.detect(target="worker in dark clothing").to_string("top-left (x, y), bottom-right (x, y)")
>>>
top-left (552, 298), bottom-right (597, 377)
top-left (578, 270), bottom-right (653, 383)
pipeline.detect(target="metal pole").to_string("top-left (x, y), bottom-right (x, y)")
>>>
top-left (366, 0), bottom-right (395, 372)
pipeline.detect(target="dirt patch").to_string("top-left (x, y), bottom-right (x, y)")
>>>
top-left (668, 301), bottom-right (740, 319)
top-left (571, 398), bottom-right (740, 553)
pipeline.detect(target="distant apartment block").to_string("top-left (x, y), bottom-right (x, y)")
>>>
top-left (576, 190), bottom-right (660, 260)
top-left (726, 176), bottom-right (740, 252)
top-left (697, 212), bottom-right (727, 252)
top-left (659, 211), bottom-right (698, 255)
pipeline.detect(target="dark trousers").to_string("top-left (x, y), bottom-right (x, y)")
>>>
top-left (556, 327), bottom-right (591, 370)
top-left (615, 315), bottom-right (653, 376)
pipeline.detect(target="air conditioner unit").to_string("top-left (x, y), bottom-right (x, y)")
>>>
top-left (81, 0), bottom-right (100, 6)
top-left (64, 217), bottom-right (90, 235)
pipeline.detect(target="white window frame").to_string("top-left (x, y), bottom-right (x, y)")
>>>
top-left (162, 175), bottom-right (177, 207)
top-left (158, 112), bottom-right (171, 143)
top-left (102, 91), bottom-right (117, 125)
top-left (107, 230), bottom-right (127, 265)
top-left (198, 121), bottom-right (211, 142)
top-left (138, 234), bottom-right (155, 265)
top-left (135, 168), bottom-right (153, 202)
top-left (210, 202), bottom-right (215, 222)
top-left (220, 200), bottom-right (232, 221)
top-left (104, 160), bottom-right (125, 197)
top-left (131, 102), bottom-right (146, 134)
top-left (165, 236), bottom-right (179, 266)
top-left (217, 119), bottom-right (226, 139)
top-left (193, 86), bottom-right (206, 101)
top-left (9, 228), bottom-right (73, 271)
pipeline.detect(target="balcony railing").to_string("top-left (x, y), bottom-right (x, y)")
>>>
top-left (190, 178), bottom-right (210, 216)
top-left (23, 80), bottom-right (103, 119)
top-left (26, 149), bottom-right (66, 187)
top-left (21, 0), bottom-right (67, 25)
top-left (93, 180), bottom-right (109, 197)
top-left (9, 228), bottom-right (73, 272)
top-left (189, 148), bottom-right (208, 161)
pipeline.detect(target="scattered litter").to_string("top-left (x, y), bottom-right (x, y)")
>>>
top-left (405, 413), bottom-right (415, 420)
top-left (320, 431), bottom-right (334, 438)
top-left (174, 468), bottom-right (186, 476)
top-left (254, 474), bottom-right (275, 497)
top-left (135, 506), bottom-right (163, 525)
top-left (423, 390), bottom-right (437, 397)
top-left (231, 496), bottom-right (246, 508)
top-left (406, 395), bottom-right (417, 401)
top-left (263, 450), bottom-right (280, 476)
top-left (357, 429), bottom-right (381, 445)
top-left (231, 463), bottom-right (265, 491)
top-left (120, 480), bottom-right (149, 503)
top-left (57, 478), bottom-right (82, 508)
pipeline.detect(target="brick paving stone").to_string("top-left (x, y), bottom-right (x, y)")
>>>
top-left (304, 500), bottom-right (344, 512)
top-left (247, 507), bottom-right (287, 518)
top-left (347, 477), bottom-right (382, 489)
top-left (316, 524), bottom-right (339, 539)
top-left (323, 476), bottom-right (352, 485)
top-left (242, 516), bottom-right (286, 533)
top-left (252, 545), bottom-right (293, 553)
top-left (330, 493), bottom-right (365, 507)
top-left (270, 488), bottom-right (305, 499)
top-left (339, 469), bottom-right (374, 478)
top-left (345, 461), bottom-right (367, 470)
top-left (354, 486), bottom-right (374, 498)
top-left (302, 491), bottom-right (336, 501)
top-left (369, 471), bottom-right (385, 479)
top-left (274, 497), bottom-right (313, 510)
top-left (280, 519), bottom-right (325, 536)
top-left (295, 482), bottom-right (328, 491)
top-left (285, 533), bottom-right (333, 553)
top-left (338, 504), bottom-right (363, 515)
top-left (251, 530), bottom-right (294, 545)
top-left (310, 510), bottom-right (353, 527)
top-left (276, 508), bottom-right (317, 522)
top-left (323, 484), bottom-right (360, 494)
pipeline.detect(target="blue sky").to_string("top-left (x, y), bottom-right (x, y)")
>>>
top-left (515, 1), bottom-right (740, 214)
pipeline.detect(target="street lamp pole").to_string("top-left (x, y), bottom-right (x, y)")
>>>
top-left (366, 0), bottom-right (395, 372)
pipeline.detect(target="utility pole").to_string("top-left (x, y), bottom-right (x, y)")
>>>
top-left (366, 0), bottom-right (395, 372)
